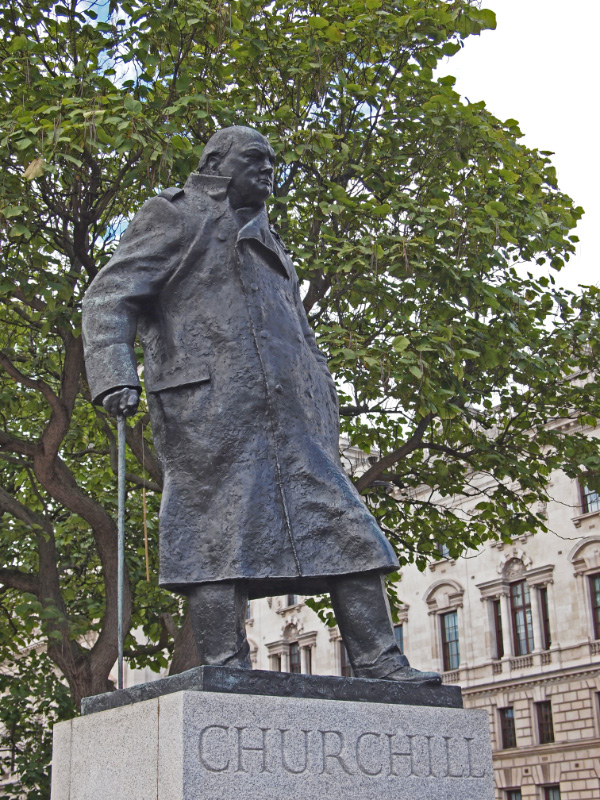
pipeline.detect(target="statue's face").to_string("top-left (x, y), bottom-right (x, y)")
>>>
top-left (218, 134), bottom-right (275, 209)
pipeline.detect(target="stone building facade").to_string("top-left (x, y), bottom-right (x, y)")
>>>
top-left (240, 433), bottom-right (600, 800)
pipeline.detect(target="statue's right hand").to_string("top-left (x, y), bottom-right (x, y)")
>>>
top-left (102, 387), bottom-right (140, 417)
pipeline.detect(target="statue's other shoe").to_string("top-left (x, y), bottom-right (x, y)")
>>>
top-left (381, 666), bottom-right (442, 685)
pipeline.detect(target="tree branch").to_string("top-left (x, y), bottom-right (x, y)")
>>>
top-left (355, 413), bottom-right (434, 493)
top-left (125, 472), bottom-right (162, 493)
top-left (420, 441), bottom-right (476, 466)
top-left (0, 483), bottom-right (51, 534)
top-left (0, 430), bottom-right (37, 457)
top-left (0, 350), bottom-right (65, 420)
top-left (125, 419), bottom-right (162, 485)
top-left (0, 568), bottom-right (38, 594)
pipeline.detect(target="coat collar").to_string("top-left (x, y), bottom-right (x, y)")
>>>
top-left (184, 172), bottom-right (230, 201)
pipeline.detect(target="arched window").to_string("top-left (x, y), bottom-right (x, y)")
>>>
top-left (265, 625), bottom-right (316, 674)
top-left (569, 536), bottom-right (600, 642)
top-left (424, 580), bottom-right (464, 674)
top-left (477, 554), bottom-right (554, 662)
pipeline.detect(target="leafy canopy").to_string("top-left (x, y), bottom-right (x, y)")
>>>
top-left (2, 0), bottom-right (600, 795)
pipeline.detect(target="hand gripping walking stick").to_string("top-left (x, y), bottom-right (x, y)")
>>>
top-left (117, 413), bottom-right (126, 690)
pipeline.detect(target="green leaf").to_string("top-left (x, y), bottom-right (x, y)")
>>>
top-left (171, 134), bottom-right (192, 151)
top-left (9, 223), bottom-right (31, 238)
top-left (325, 24), bottom-right (343, 42)
top-left (373, 203), bottom-right (392, 216)
top-left (124, 95), bottom-right (143, 114)
top-left (23, 158), bottom-right (45, 180)
top-left (392, 336), bottom-right (410, 352)
top-left (1, 205), bottom-right (28, 218)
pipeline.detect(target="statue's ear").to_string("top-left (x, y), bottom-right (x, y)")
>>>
top-left (204, 154), bottom-right (221, 175)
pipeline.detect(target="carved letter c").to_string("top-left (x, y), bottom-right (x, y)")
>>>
top-left (199, 725), bottom-right (230, 772)
top-left (356, 732), bottom-right (383, 776)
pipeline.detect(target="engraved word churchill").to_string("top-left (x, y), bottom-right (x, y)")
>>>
top-left (197, 724), bottom-right (487, 779)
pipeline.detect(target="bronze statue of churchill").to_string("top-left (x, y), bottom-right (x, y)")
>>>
top-left (82, 126), bottom-right (438, 684)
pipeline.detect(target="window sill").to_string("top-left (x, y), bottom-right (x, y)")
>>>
top-left (429, 558), bottom-right (456, 572)
top-left (276, 602), bottom-right (303, 615)
top-left (572, 509), bottom-right (600, 528)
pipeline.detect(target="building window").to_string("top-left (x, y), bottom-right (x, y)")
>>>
top-left (499, 707), bottom-right (517, 749)
top-left (492, 598), bottom-right (504, 659)
top-left (289, 642), bottom-right (301, 673)
top-left (303, 646), bottom-right (312, 675)
top-left (437, 542), bottom-right (450, 558)
top-left (394, 623), bottom-right (404, 654)
top-left (270, 654), bottom-right (281, 671)
top-left (506, 790), bottom-right (522, 800)
top-left (543, 787), bottom-right (561, 800)
top-left (246, 600), bottom-right (252, 620)
top-left (539, 587), bottom-right (551, 650)
top-left (590, 573), bottom-right (600, 640)
top-left (339, 641), bottom-right (353, 677)
top-left (510, 580), bottom-right (534, 655)
top-left (536, 700), bottom-right (555, 744)
top-left (580, 479), bottom-right (600, 514)
top-left (441, 610), bottom-right (460, 671)
top-left (285, 593), bottom-right (299, 607)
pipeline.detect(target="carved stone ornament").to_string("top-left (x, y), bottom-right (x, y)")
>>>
top-left (282, 619), bottom-right (304, 639)
top-left (497, 549), bottom-right (533, 577)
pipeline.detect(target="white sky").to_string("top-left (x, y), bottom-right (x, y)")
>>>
top-left (436, 0), bottom-right (599, 292)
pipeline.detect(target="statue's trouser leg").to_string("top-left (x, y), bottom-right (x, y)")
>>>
top-left (330, 572), bottom-right (409, 679)
top-left (187, 581), bottom-right (252, 668)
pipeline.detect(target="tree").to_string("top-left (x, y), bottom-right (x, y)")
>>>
top-left (1, 0), bottom-right (600, 794)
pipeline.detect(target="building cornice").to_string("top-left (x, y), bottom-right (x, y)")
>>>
top-left (461, 663), bottom-right (600, 696)
top-left (492, 736), bottom-right (600, 761)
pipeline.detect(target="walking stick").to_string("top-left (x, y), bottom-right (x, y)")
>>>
top-left (117, 413), bottom-right (126, 691)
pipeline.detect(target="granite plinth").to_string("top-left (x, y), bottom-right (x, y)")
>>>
top-left (52, 689), bottom-right (493, 800)
top-left (81, 665), bottom-right (462, 715)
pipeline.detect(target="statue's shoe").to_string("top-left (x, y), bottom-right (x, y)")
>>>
top-left (380, 666), bottom-right (442, 685)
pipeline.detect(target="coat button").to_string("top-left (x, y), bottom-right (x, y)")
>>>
top-left (297, 334), bottom-right (303, 342)
top-left (275, 384), bottom-right (283, 393)
top-left (260, 330), bottom-right (269, 338)
top-left (217, 232), bottom-right (227, 241)
top-left (251, 283), bottom-right (259, 291)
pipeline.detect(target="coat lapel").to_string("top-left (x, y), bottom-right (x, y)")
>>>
top-left (237, 209), bottom-right (290, 279)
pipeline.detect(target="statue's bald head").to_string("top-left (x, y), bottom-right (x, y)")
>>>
top-left (198, 126), bottom-right (271, 174)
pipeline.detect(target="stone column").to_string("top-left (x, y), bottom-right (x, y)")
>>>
top-left (300, 646), bottom-right (309, 674)
top-left (546, 580), bottom-right (561, 648)
top-left (280, 648), bottom-right (290, 672)
top-left (499, 592), bottom-right (512, 657)
top-left (456, 604), bottom-right (467, 670)
top-left (528, 584), bottom-right (542, 652)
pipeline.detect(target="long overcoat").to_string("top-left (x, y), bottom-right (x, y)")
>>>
top-left (82, 173), bottom-right (398, 597)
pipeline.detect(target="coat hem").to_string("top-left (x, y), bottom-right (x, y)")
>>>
top-left (159, 564), bottom-right (399, 600)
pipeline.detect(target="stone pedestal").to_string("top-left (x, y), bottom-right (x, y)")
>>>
top-left (51, 669), bottom-right (494, 800)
